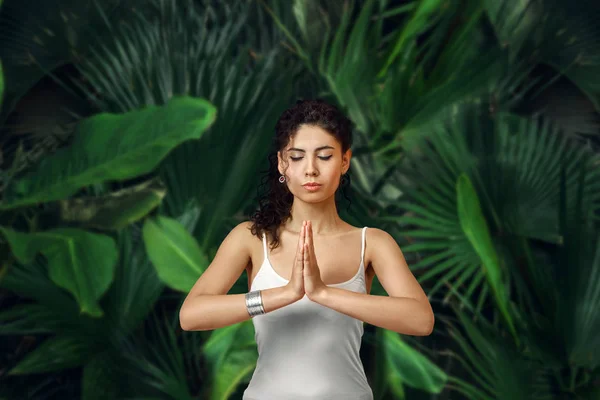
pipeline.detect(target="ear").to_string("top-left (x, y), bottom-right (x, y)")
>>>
top-left (342, 148), bottom-right (352, 174)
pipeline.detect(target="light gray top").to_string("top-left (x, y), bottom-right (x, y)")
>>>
top-left (242, 227), bottom-right (373, 400)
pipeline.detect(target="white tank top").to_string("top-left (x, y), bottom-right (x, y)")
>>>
top-left (242, 227), bottom-right (373, 400)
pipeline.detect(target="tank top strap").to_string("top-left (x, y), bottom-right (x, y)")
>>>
top-left (361, 227), bottom-right (367, 265)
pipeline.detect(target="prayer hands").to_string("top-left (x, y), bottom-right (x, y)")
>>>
top-left (302, 221), bottom-right (327, 301)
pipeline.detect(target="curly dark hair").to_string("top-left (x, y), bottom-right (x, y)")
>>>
top-left (248, 99), bottom-right (354, 250)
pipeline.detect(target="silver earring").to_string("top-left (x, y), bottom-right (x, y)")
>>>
top-left (279, 175), bottom-right (286, 183)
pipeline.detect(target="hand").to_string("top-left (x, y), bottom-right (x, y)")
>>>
top-left (303, 221), bottom-right (327, 301)
top-left (286, 221), bottom-right (306, 302)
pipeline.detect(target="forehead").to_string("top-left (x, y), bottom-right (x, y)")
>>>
top-left (286, 125), bottom-right (337, 150)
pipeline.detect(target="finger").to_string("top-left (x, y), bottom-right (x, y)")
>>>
top-left (305, 223), bottom-right (315, 256)
top-left (309, 222), bottom-right (316, 260)
top-left (304, 242), bottom-right (309, 270)
top-left (296, 226), bottom-right (304, 267)
top-left (305, 221), bottom-right (310, 247)
top-left (298, 224), bottom-right (305, 251)
top-left (300, 227), bottom-right (304, 253)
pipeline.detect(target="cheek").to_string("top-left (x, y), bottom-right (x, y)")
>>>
top-left (327, 169), bottom-right (342, 180)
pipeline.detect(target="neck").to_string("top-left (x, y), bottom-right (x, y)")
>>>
top-left (285, 199), bottom-right (343, 235)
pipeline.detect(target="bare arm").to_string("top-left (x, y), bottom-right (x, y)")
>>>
top-left (311, 228), bottom-right (434, 336)
top-left (180, 286), bottom-right (296, 331)
top-left (179, 221), bottom-right (296, 331)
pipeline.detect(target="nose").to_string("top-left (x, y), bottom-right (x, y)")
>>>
top-left (305, 158), bottom-right (318, 176)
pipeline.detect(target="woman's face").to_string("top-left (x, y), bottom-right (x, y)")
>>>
top-left (277, 124), bottom-right (351, 200)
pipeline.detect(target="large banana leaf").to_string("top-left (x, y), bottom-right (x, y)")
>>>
top-left (0, 96), bottom-right (216, 210)
top-left (49, 177), bottom-right (167, 230)
top-left (0, 258), bottom-right (87, 336)
top-left (143, 215), bottom-right (209, 292)
top-left (373, 328), bottom-right (447, 399)
top-left (203, 321), bottom-right (258, 400)
top-left (0, 226), bottom-right (118, 317)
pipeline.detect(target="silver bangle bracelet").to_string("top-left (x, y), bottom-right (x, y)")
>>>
top-left (245, 290), bottom-right (265, 318)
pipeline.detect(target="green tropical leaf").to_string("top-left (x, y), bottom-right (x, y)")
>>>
top-left (0, 302), bottom-right (58, 335)
top-left (204, 320), bottom-right (258, 400)
top-left (381, 329), bottom-right (447, 395)
top-left (457, 174), bottom-right (517, 341)
top-left (120, 311), bottom-right (193, 400)
top-left (291, 0), bottom-right (333, 55)
top-left (209, 347), bottom-right (257, 400)
top-left (0, 226), bottom-right (118, 317)
top-left (0, 257), bottom-right (85, 333)
top-left (0, 96), bottom-right (216, 210)
top-left (269, 0), bottom-right (520, 156)
top-left (553, 156), bottom-right (600, 369)
top-left (393, 107), bottom-right (600, 322)
top-left (71, 0), bottom-right (296, 252)
top-left (81, 351), bottom-right (123, 400)
top-left (0, 0), bottom-right (124, 123)
top-left (483, 0), bottom-right (600, 112)
top-left (446, 306), bottom-right (553, 399)
top-left (101, 226), bottom-right (165, 337)
top-left (8, 335), bottom-right (89, 375)
top-left (378, 0), bottom-right (445, 77)
top-left (52, 177), bottom-right (167, 230)
top-left (142, 215), bottom-right (209, 292)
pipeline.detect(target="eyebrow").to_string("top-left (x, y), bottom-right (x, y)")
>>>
top-left (288, 146), bottom-right (335, 152)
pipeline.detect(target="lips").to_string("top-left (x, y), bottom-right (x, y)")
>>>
top-left (303, 183), bottom-right (321, 187)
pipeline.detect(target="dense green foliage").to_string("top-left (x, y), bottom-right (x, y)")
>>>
top-left (0, 0), bottom-right (598, 398)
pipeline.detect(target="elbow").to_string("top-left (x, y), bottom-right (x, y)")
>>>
top-left (179, 298), bottom-right (208, 331)
top-left (422, 311), bottom-right (435, 336)
top-left (423, 322), bottom-right (434, 336)
top-left (414, 304), bottom-right (435, 336)
top-left (179, 307), bottom-right (191, 331)
top-left (179, 303), bottom-right (200, 331)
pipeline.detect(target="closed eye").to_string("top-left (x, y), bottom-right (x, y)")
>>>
top-left (290, 156), bottom-right (332, 161)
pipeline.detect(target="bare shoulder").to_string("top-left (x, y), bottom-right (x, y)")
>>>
top-left (364, 227), bottom-right (429, 304)
top-left (233, 220), bottom-right (257, 249)
top-left (235, 220), bottom-right (266, 254)
top-left (364, 227), bottom-right (396, 266)
top-left (368, 227), bottom-right (402, 250)
top-left (366, 227), bottom-right (393, 242)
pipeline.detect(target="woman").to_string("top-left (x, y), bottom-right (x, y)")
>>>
top-left (179, 99), bottom-right (434, 400)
